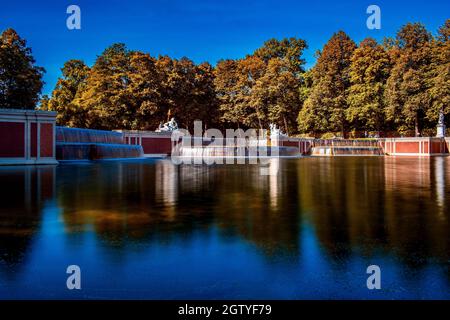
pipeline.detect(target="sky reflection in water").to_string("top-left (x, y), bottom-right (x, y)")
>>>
top-left (0, 157), bottom-right (449, 299)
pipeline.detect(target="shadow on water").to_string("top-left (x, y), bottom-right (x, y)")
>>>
top-left (296, 157), bottom-right (449, 270)
top-left (0, 166), bottom-right (55, 277)
top-left (56, 160), bottom-right (301, 260)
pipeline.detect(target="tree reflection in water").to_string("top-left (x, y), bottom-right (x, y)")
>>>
top-left (0, 157), bottom-right (448, 298)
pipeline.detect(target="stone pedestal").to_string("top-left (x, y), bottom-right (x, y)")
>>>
top-left (436, 124), bottom-right (446, 138)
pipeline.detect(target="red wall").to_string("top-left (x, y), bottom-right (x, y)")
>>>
top-left (281, 141), bottom-right (298, 147)
top-left (430, 141), bottom-right (443, 154)
top-left (31, 122), bottom-right (38, 157)
top-left (395, 142), bottom-right (420, 153)
top-left (141, 137), bottom-right (172, 154)
top-left (40, 123), bottom-right (54, 157)
top-left (1, 110), bottom-right (57, 165)
top-left (281, 139), bottom-right (312, 155)
top-left (0, 122), bottom-right (25, 157)
top-left (382, 139), bottom-right (447, 155)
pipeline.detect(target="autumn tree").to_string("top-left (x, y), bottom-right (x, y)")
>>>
top-left (127, 51), bottom-right (161, 130)
top-left (216, 37), bottom-right (307, 131)
top-left (77, 43), bottom-right (133, 129)
top-left (298, 31), bottom-right (356, 136)
top-left (346, 38), bottom-right (391, 134)
top-left (235, 56), bottom-right (267, 128)
top-left (251, 58), bottom-right (302, 134)
top-left (156, 56), bottom-right (218, 131)
top-left (42, 60), bottom-right (89, 127)
top-left (192, 62), bottom-right (219, 129)
top-left (428, 19), bottom-right (450, 125)
top-left (39, 23), bottom-right (448, 136)
top-left (0, 28), bottom-right (45, 109)
top-left (385, 23), bottom-right (434, 136)
top-left (39, 94), bottom-right (50, 110)
top-left (214, 59), bottom-right (240, 126)
top-left (214, 56), bottom-right (266, 129)
top-left (254, 37), bottom-right (307, 74)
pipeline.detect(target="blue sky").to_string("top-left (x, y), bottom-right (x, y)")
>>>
top-left (1, 0), bottom-right (448, 96)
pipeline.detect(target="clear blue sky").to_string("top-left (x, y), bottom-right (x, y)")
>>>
top-left (1, 0), bottom-right (448, 96)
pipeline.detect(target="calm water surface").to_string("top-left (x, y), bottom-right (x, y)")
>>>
top-left (0, 157), bottom-right (449, 299)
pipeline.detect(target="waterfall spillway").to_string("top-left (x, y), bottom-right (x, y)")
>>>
top-left (56, 127), bottom-right (144, 161)
top-left (310, 139), bottom-right (384, 156)
top-left (174, 137), bottom-right (300, 160)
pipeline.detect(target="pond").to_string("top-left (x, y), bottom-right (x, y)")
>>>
top-left (0, 157), bottom-right (449, 299)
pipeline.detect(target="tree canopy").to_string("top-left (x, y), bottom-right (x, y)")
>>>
top-left (298, 31), bottom-right (356, 136)
top-left (0, 28), bottom-right (45, 109)
top-left (1, 20), bottom-right (445, 138)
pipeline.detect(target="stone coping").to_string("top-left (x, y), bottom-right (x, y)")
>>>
top-left (0, 108), bottom-right (56, 116)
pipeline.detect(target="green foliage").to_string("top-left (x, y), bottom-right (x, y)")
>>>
top-left (320, 132), bottom-right (337, 139)
top-left (428, 19), bottom-right (450, 124)
top-left (44, 43), bottom-right (219, 131)
top-left (254, 37), bottom-right (308, 74)
top-left (215, 37), bottom-right (308, 132)
top-left (31, 21), bottom-right (450, 136)
top-left (385, 23), bottom-right (434, 136)
top-left (0, 28), bottom-right (45, 109)
top-left (156, 56), bottom-right (218, 131)
top-left (77, 43), bottom-right (133, 129)
top-left (215, 55), bottom-right (266, 129)
top-left (299, 21), bottom-right (449, 137)
top-left (298, 31), bottom-right (356, 136)
top-left (346, 38), bottom-right (391, 132)
top-left (251, 58), bottom-right (302, 134)
top-left (41, 59), bottom-right (89, 126)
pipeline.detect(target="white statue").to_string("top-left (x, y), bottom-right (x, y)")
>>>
top-left (438, 111), bottom-right (445, 125)
top-left (157, 117), bottom-right (178, 132)
top-left (269, 123), bottom-right (285, 137)
top-left (436, 110), bottom-right (446, 138)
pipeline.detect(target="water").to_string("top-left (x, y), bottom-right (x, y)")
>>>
top-left (0, 157), bottom-right (449, 299)
top-left (56, 127), bottom-right (124, 144)
top-left (55, 127), bottom-right (144, 160)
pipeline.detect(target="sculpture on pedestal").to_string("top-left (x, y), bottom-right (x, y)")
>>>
top-left (157, 117), bottom-right (178, 132)
top-left (436, 110), bottom-right (446, 138)
top-left (269, 123), bottom-right (286, 138)
top-left (269, 123), bottom-right (287, 147)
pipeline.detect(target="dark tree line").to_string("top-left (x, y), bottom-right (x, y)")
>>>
top-left (1, 20), bottom-right (449, 137)
top-left (0, 29), bottom-right (44, 109)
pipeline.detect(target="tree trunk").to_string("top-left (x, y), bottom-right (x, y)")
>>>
top-left (254, 104), bottom-right (263, 130)
top-left (283, 115), bottom-right (289, 136)
top-left (415, 113), bottom-right (420, 137)
top-left (341, 123), bottom-right (347, 139)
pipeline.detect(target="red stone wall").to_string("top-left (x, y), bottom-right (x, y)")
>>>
top-left (0, 122), bottom-right (25, 157)
top-left (141, 137), bottom-right (172, 155)
top-left (395, 141), bottom-right (420, 153)
top-left (430, 140), bottom-right (444, 154)
top-left (31, 122), bottom-right (38, 157)
top-left (281, 139), bottom-right (312, 155)
top-left (1, 110), bottom-right (57, 165)
top-left (40, 123), bottom-right (54, 158)
top-left (281, 141), bottom-right (298, 147)
top-left (381, 138), bottom-right (448, 155)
